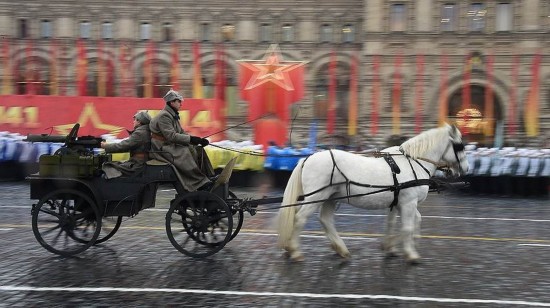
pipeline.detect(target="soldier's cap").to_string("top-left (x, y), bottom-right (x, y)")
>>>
top-left (163, 89), bottom-right (184, 103)
top-left (134, 111), bottom-right (151, 125)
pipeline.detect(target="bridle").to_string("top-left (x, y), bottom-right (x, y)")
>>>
top-left (438, 139), bottom-right (466, 175)
top-left (410, 138), bottom-right (465, 175)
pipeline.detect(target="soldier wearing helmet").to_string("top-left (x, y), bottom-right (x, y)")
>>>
top-left (100, 110), bottom-right (152, 179)
top-left (149, 89), bottom-right (215, 191)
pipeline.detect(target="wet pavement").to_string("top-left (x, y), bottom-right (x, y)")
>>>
top-left (0, 181), bottom-right (549, 307)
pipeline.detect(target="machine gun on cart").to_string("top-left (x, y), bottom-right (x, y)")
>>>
top-left (24, 123), bottom-right (103, 155)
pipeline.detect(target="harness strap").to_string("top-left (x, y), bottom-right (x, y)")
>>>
top-left (300, 151), bottom-right (433, 211)
top-left (382, 154), bottom-right (401, 211)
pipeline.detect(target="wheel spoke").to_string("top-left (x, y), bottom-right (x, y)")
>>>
top-left (32, 189), bottom-right (100, 256)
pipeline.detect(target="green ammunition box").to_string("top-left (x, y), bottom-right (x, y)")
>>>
top-left (38, 154), bottom-right (109, 178)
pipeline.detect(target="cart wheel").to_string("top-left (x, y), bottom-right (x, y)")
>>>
top-left (227, 191), bottom-right (244, 242)
top-left (166, 191), bottom-right (233, 258)
top-left (32, 189), bottom-right (101, 256)
top-left (94, 216), bottom-right (123, 245)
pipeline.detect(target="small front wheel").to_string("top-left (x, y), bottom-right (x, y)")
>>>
top-left (166, 191), bottom-right (232, 258)
top-left (32, 189), bottom-right (101, 256)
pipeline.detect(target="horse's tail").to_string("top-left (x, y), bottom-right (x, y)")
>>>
top-left (277, 158), bottom-right (305, 249)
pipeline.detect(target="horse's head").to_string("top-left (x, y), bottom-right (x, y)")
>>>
top-left (441, 124), bottom-right (469, 176)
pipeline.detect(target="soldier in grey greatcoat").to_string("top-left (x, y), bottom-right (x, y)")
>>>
top-left (101, 111), bottom-right (152, 179)
top-left (149, 89), bottom-right (215, 192)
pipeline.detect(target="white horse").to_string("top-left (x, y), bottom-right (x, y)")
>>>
top-left (276, 124), bottom-right (468, 263)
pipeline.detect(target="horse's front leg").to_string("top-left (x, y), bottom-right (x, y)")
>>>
top-left (382, 207), bottom-right (400, 257)
top-left (400, 203), bottom-right (421, 264)
top-left (320, 200), bottom-right (350, 259)
top-left (288, 204), bottom-right (319, 261)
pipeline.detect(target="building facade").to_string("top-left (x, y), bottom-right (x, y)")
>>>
top-left (0, 0), bottom-right (548, 148)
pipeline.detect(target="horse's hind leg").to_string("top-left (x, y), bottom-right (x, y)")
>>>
top-left (400, 204), bottom-right (421, 263)
top-left (320, 200), bottom-right (350, 259)
top-left (288, 203), bottom-right (320, 261)
top-left (382, 208), bottom-right (400, 257)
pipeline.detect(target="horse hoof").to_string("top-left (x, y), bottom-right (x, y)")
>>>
top-left (384, 252), bottom-right (399, 259)
top-left (291, 254), bottom-right (305, 262)
top-left (339, 252), bottom-right (351, 259)
top-left (406, 258), bottom-right (421, 265)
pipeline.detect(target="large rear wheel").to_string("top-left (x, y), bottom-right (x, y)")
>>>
top-left (32, 189), bottom-right (101, 256)
top-left (166, 191), bottom-right (232, 258)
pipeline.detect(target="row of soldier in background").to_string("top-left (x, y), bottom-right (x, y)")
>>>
top-left (464, 145), bottom-right (550, 198)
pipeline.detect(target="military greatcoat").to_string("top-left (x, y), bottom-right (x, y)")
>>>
top-left (149, 105), bottom-right (214, 191)
top-left (102, 124), bottom-right (151, 179)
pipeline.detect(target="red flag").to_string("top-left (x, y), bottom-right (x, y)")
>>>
top-left (484, 52), bottom-right (494, 136)
top-left (143, 41), bottom-right (155, 98)
top-left (106, 58), bottom-right (114, 97)
top-left (508, 55), bottom-right (519, 136)
top-left (76, 39), bottom-right (88, 96)
top-left (215, 44), bottom-right (226, 102)
top-left (49, 39), bottom-right (59, 96)
top-left (370, 55), bottom-right (380, 136)
top-left (347, 51), bottom-right (358, 136)
top-left (119, 41), bottom-right (135, 97)
top-left (414, 54), bottom-right (424, 134)
top-left (213, 43), bottom-right (226, 137)
top-left (524, 51), bottom-right (542, 136)
top-left (25, 40), bottom-right (35, 95)
top-left (327, 51), bottom-right (336, 134)
top-left (170, 42), bottom-right (180, 91)
top-left (2, 37), bottom-right (12, 95)
top-left (192, 41), bottom-right (203, 98)
top-left (97, 40), bottom-right (106, 97)
top-left (392, 53), bottom-right (403, 134)
top-left (461, 53), bottom-right (472, 135)
top-left (438, 53), bottom-right (449, 126)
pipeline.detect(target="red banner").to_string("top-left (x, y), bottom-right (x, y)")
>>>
top-left (370, 55), bottom-right (380, 136)
top-left (76, 39), bottom-right (87, 96)
top-left (508, 55), bottom-right (519, 136)
top-left (391, 53), bottom-right (403, 134)
top-left (414, 54), bottom-right (424, 134)
top-left (438, 53), bottom-right (449, 126)
top-left (461, 53), bottom-right (472, 135)
top-left (327, 51), bottom-right (336, 134)
top-left (0, 95), bottom-right (225, 141)
top-left (484, 52), bottom-right (494, 136)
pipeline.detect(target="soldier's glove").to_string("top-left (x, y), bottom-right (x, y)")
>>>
top-left (190, 136), bottom-right (209, 147)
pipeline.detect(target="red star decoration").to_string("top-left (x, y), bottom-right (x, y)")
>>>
top-left (238, 44), bottom-right (307, 91)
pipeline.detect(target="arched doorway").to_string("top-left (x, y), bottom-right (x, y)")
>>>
top-left (447, 84), bottom-right (503, 146)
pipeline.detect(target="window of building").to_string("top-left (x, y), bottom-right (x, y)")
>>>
top-left (259, 23), bottom-right (272, 42)
top-left (468, 3), bottom-right (486, 32)
top-left (80, 21), bottom-right (91, 39)
top-left (320, 24), bottom-right (332, 42)
top-left (441, 3), bottom-right (458, 31)
top-left (200, 23), bottom-right (210, 42)
top-left (102, 22), bottom-right (113, 39)
top-left (140, 22), bottom-right (151, 40)
top-left (342, 24), bottom-right (355, 43)
top-left (162, 22), bottom-right (172, 41)
top-left (18, 19), bottom-right (28, 38)
top-left (221, 24), bottom-right (235, 42)
top-left (40, 20), bottom-right (52, 38)
top-left (390, 3), bottom-right (407, 32)
top-left (281, 24), bottom-right (294, 42)
top-left (495, 3), bottom-right (513, 31)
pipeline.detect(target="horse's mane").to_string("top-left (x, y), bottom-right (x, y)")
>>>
top-left (400, 126), bottom-right (449, 159)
